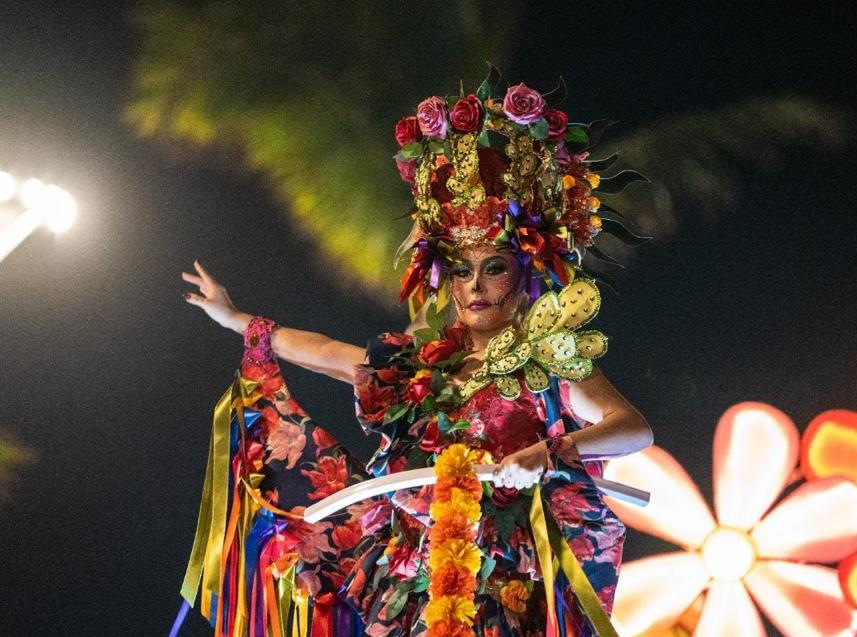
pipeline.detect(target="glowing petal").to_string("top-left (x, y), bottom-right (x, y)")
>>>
top-left (612, 552), bottom-right (710, 637)
top-left (713, 402), bottom-right (799, 530)
top-left (752, 477), bottom-right (857, 562)
top-left (744, 560), bottom-right (857, 637)
top-left (800, 410), bottom-right (857, 482)
top-left (603, 446), bottom-right (716, 548)
top-left (840, 552), bottom-right (857, 608)
top-left (693, 579), bottom-right (765, 637)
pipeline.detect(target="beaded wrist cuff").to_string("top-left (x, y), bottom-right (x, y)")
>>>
top-left (544, 434), bottom-right (582, 474)
top-left (242, 316), bottom-right (277, 365)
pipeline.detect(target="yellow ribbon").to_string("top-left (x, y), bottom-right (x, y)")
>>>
top-left (178, 376), bottom-right (260, 611)
top-left (530, 484), bottom-right (619, 637)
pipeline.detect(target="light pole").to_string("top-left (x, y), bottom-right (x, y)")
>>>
top-left (0, 171), bottom-right (77, 263)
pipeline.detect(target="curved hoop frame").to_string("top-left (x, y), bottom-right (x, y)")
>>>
top-left (303, 464), bottom-right (649, 523)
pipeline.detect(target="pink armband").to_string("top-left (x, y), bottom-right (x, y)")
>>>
top-left (242, 316), bottom-right (277, 365)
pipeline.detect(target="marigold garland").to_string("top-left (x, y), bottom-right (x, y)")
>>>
top-left (427, 443), bottom-right (482, 636)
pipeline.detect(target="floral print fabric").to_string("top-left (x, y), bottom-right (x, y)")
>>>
top-left (347, 333), bottom-right (626, 637)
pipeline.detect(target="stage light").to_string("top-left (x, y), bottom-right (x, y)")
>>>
top-left (0, 171), bottom-right (16, 203)
top-left (42, 185), bottom-right (77, 234)
top-left (19, 177), bottom-right (47, 210)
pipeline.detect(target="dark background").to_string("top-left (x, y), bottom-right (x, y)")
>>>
top-left (0, 2), bottom-right (855, 635)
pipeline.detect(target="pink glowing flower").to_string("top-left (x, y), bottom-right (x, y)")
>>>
top-left (603, 402), bottom-right (857, 637)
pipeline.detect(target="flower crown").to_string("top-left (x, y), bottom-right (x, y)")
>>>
top-left (394, 77), bottom-right (649, 316)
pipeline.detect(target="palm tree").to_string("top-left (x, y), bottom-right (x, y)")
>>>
top-left (125, 1), bottom-right (850, 298)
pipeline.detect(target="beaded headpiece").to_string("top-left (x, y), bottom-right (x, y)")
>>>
top-left (394, 77), bottom-right (649, 316)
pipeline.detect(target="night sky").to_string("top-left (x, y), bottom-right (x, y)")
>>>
top-left (1, 3), bottom-right (856, 636)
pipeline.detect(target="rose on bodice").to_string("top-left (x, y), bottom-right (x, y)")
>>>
top-left (395, 115), bottom-right (422, 147)
top-left (544, 107), bottom-right (569, 140)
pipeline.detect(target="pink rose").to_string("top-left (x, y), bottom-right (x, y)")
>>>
top-left (544, 108), bottom-right (569, 140)
top-left (394, 115), bottom-right (422, 147)
top-left (502, 83), bottom-right (545, 125)
top-left (395, 159), bottom-right (416, 185)
top-left (416, 96), bottom-right (449, 139)
top-left (450, 94), bottom-right (484, 132)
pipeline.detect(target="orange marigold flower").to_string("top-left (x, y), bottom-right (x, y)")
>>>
top-left (425, 594), bottom-right (477, 626)
top-left (435, 474), bottom-right (483, 503)
top-left (499, 579), bottom-right (530, 614)
top-left (585, 172), bottom-right (600, 188)
top-left (429, 512), bottom-right (476, 544)
top-left (427, 619), bottom-right (473, 637)
top-left (430, 493), bottom-right (481, 522)
top-left (428, 538), bottom-right (481, 573)
top-left (429, 564), bottom-right (476, 598)
top-left (434, 443), bottom-right (473, 478)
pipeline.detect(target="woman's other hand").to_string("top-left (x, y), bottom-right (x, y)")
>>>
top-left (181, 260), bottom-right (249, 333)
top-left (492, 441), bottom-right (549, 490)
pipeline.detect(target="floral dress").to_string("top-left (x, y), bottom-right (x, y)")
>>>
top-left (178, 318), bottom-right (623, 637)
top-left (344, 332), bottom-right (626, 637)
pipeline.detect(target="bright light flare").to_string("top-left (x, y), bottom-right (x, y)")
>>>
top-left (17, 178), bottom-right (77, 233)
top-left (0, 171), bottom-right (16, 203)
top-left (701, 526), bottom-right (757, 580)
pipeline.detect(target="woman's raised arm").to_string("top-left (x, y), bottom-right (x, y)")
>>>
top-left (182, 260), bottom-right (365, 384)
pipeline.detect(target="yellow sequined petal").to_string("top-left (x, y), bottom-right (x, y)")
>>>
top-left (557, 280), bottom-right (601, 331)
top-left (574, 331), bottom-right (608, 359)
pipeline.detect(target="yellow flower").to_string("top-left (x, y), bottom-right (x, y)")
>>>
top-left (425, 594), bottom-right (477, 626)
top-left (434, 443), bottom-right (473, 478)
top-left (467, 448), bottom-right (494, 465)
top-left (430, 494), bottom-right (481, 522)
top-left (428, 538), bottom-right (482, 573)
top-left (562, 174), bottom-right (576, 190)
top-left (588, 195), bottom-right (601, 210)
top-left (589, 214), bottom-right (602, 229)
top-left (585, 172), bottom-right (600, 188)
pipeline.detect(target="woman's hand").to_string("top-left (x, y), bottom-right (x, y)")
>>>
top-left (181, 260), bottom-right (249, 333)
top-left (492, 441), bottom-right (550, 490)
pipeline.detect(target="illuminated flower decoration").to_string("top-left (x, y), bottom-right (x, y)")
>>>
top-left (602, 402), bottom-right (857, 637)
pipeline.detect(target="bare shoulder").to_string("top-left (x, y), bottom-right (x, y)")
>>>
top-left (562, 365), bottom-right (647, 427)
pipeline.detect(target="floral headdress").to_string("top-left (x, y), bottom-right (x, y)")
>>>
top-left (394, 76), bottom-right (649, 317)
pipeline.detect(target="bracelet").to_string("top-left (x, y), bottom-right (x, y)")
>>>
top-left (545, 433), bottom-right (582, 466)
top-left (242, 316), bottom-right (277, 365)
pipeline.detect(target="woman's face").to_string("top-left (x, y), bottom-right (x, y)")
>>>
top-left (450, 245), bottom-right (524, 333)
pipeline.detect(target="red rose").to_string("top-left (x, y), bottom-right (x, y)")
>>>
top-left (406, 372), bottom-right (432, 405)
top-left (544, 108), bottom-right (569, 141)
top-left (416, 339), bottom-right (458, 366)
top-left (419, 417), bottom-right (444, 452)
top-left (450, 94), bottom-right (484, 133)
top-left (491, 485), bottom-right (519, 509)
top-left (395, 115), bottom-right (422, 147)
top-left (502, 83), bottom-right (545, 125)
top-left (416, 96), bottom-right (449, 139)
top-left (396, 159), bottom-right (416, 185)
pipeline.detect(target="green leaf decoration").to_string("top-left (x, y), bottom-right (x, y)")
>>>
top-left (587, 244), bottom-right (625, 268)
top-left (383, 403), bottom-right (409, 424)
top-left (476, 77), bottom-right (491, 101)
top-left (400, 141), bottom-right (425, 160)
top-left (495, 375), bottom-right (521, 400)
top-left (585, 119), bottom-right (618, 150)
top-left (547, 357), bottom-right (593, 381)
top-left (485, 327), bottom-right (517, 358)
top-left (427, 140), bottom-right (446, 156)
top-left (437, 411), bottom-right (452, 434)
top-left (385, 584), bottom-right (410, 619)
top-left (599, 217), bottom-right (652, 246)
top-left (564, 126), bottom-right (588, 144)
top-left (584, 152), bottom-right (621, 172)
top-left (479, 555), bottom-right (497, 579)
top-left (523, 363), bottom-right (550, 393)
top-left (413, 574), bottom-right (430, 593)
top-left (574, 330), bottom-right (608, 359)
top-left (476, 129), bottom-right (491, 147)
top-left (594, 169), bottom-right (649, 194)
top-left (425, 302), bottom-right (445, 331)
top-left (528, 118), bottom-right (549, 141)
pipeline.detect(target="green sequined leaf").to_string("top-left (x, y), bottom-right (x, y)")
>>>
top-left (459, 376), bottom-right (491, 402)
top-left (495, 375), bottom-right (522, 400)
top-left (532, 332), bottom-right (577, 365)
top-left (488, 351), bottom-right (528, 375)
top-left (523, 362), bottom-right (550, 393)
top-left (574, 331), bottom-right (608, 359)
top-left (486, 326), bottom-right (517, 357)
top-left (557, 279), bottom-right (601, 331)
top-left (547, 358), bottom-right (594, 382)
top-left (525, 292), bottom-right (561, 339)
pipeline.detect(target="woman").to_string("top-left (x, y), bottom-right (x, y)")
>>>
top-left (179, 81), bottom-right (652, 637)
